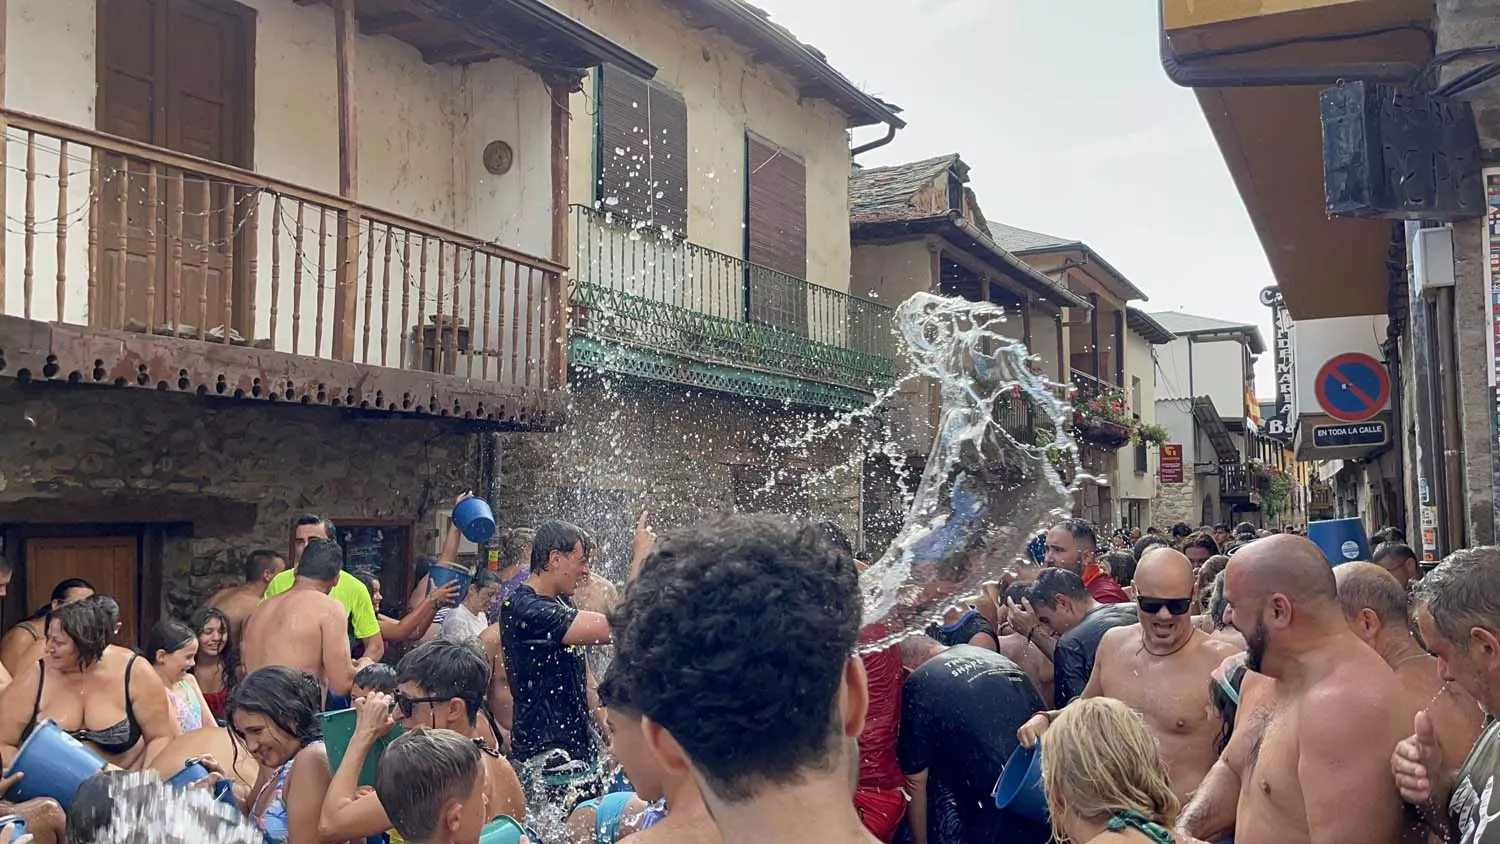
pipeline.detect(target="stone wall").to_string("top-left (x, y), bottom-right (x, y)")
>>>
top-left (496, 371), bottom-right (869, 577)
top-left (1152, 476), bottom-right (1201, 529)
top-left (0, 381), bottom-right (482, 622)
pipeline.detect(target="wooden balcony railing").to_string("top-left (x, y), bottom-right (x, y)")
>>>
top-left (0, 110), bottom-right (565, 412)
top-left (1221, 463), bottom-right (1258, 499)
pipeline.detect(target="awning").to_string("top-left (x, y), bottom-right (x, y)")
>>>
top-left (1193, 396), bottom-right (1241, 463)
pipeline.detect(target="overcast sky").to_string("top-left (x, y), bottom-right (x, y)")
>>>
top-left (751, 0), bottom-right (1279, 397)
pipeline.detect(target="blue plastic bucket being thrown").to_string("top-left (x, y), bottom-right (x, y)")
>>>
top-left (452, 497), bottom-right (497, 544)
top-left (5, 719), bottom-right (107, 807)
top-left (992, 740), bottom-right (1048, 824)
top-left (478, 815), bottom-right (526, 844)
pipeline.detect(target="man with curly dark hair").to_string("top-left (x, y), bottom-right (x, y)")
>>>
top-left (610, 514), bottom-right (871, 843)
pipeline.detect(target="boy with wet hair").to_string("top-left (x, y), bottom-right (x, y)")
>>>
top-left (610, 514), bottom-right (869, 843)
top-left (375, 728), bottom-right (488, 844)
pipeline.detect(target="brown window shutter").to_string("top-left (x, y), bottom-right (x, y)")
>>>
top-left (598, 67), bottom-right (688, 237)
top-left (648, 86), bottom-right (688, 236)
top-left (746, 135), bottom-right (808, 334)
top-left (598, 65), bottom-right (654, 224)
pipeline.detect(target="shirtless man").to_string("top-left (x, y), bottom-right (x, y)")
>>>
top-left (208, 549), bottom-right (285, 641)
top-left (240, 538), bottom-right (366, 697)
top-left (1177, 535), bottom-right (1411, 844)
top-left (1018, 548), bottom-right (1241, 802)
top-left (1335, 562), bottom-right (1483, 793)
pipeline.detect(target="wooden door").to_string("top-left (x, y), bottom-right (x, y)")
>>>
top-left (25, 537), bottom-right (141, 646)
top-left (95, 0), bottom-right (252, 336)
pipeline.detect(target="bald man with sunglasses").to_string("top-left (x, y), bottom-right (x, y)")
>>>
top-left (1018, 547), bottom-right (1243, 803)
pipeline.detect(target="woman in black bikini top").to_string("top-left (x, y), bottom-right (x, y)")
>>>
top-left (0, 577), bottom-right (94, 675)
top-left (0, 596), bottom-right (177, 769)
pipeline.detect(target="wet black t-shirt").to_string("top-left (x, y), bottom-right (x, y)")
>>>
top-left (501, 585), bottom-right (594, 763)
top-left (1054, 603), bottom-right (1138, 705)
top-left (898, 646), bottom-right (1049, 843)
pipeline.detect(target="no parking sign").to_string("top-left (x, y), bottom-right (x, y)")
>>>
top-left (1314, 353), bottom-right (1389, 423)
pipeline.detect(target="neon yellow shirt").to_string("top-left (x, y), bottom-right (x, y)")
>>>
top-left (262, 569), bottom-right (381, 641)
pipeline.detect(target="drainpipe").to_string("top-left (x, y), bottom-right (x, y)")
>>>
top-left (1157, 4), bottom-right (1420, 88)
top-left (852, 123), bottom-right (898, 158)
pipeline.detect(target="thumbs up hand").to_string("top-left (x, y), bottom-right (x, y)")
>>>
top-left (1393, 709), bottom-right (1442, 805)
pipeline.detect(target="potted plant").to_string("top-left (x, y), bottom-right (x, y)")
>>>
top-left (1134, 422), bottom-right (1170, 447)
top-left (1072, 387), bottom-right (1134, 447)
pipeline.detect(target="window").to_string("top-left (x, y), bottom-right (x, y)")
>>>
top-left (1135, 441), bottom-right (1149, 474)
top-left (745, 134), bottom-right (808, 334)
top-left (1131, 375), bottom-right (1143, 418)
top-left (596, 65), bottom-right (688, 235)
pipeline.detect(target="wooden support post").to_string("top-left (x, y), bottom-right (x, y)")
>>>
top-left (548, 76), bottom-right (571, 390)
top-left (332, 0), bottom-right (360, 361)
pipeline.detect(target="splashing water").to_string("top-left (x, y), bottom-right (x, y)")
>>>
top-left (93, 771), bottom-right (263, 844)
top-left (857, 293), bottom-right (1080, 647)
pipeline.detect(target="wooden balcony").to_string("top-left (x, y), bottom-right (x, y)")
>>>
top-left (1070, 368), bottom-right (1133, 448)
top-left (1220, 463), bottom-right (1261, 503)
top-left (0, 111), bottom-right (565, 427)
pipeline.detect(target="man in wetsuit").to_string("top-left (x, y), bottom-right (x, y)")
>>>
top-left (1008, 567), bottom-right (1135, 705)
top-left (609, 515), bottom-right (874, 844)
top-left (1177, 535), bottom-right (1410, 844)
top-left (1017, 548), bottom-right (1242, 803)
top-left (1393, 547), bottom-right (1500, 843)
top-left (1043, 518), bottom-right (1128, 603)
top-left (897, 635), bottom-right (1048, 844)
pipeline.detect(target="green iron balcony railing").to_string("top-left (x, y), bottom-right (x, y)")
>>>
top-left (569, 205), bottom-right (896, 400)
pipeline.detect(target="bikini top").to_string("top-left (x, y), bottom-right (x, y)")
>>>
top-left (23, 653), bottom-right (144, 756)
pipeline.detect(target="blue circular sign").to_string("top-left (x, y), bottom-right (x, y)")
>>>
top-left (1314, 354), bottom-right (1389, 422)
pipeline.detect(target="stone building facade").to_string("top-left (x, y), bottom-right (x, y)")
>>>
top-left (496, 372), bottom-right (867, 579)
top-left (0, 382), bottom-right (480, 642)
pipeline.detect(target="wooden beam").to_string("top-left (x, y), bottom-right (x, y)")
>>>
top-left (293, 0), bottom-right (321, 5)
top-left (332, 0), bottom-right (359, 360)
top-left (358, 10), bottom-right (420, 36)
top-left (420, 41), bottom-right (491, 65)
top-left (547, 76), bottom-right (570, 391)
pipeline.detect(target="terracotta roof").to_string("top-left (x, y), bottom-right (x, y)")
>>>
top-left (668, 0), bottom-right (904, 128)
top-left (849, 154), bottom-right (964, 224)
top-left (988, 222), bottom-right (1078, 253)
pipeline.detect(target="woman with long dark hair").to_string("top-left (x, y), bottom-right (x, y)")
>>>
top-left (0, 595), bottom-right (177, 770)
top-left (190, 606), bottom-right (239, 723)
top-left (222, 666), bottom-right (335, 844)
top-left (146, 619), bottom-right (215, 734)
top-left (0, 577), bottom-right (94, 674)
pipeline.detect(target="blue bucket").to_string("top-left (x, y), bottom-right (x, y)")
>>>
top-left (453, 498), bottom-right (497, 544)
top-left (479, 816), bottom-right (526, 844)
top-left (0, 817), bottom-right (25, 839)
top-left (165, 761), bottom-right (210, 789)
top-left (429, 563), bottom-right (474, 602)
top-left (992, 740), bottom-right (1048, 823)
top-left (1308, 518), bottom-right (1371, 566)
top-left (6, 719), bottom-right (107, 807)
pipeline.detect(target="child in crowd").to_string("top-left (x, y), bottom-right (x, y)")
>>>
top-left (375, 729), bottom-right (489, 844)
top-left (353, 663), bottom-right (398, 700)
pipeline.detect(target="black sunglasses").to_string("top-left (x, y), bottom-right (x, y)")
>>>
top-left (1136, 596), bottom-right (1193, 616)
top-left (394, 691), bottom-right (449, 718)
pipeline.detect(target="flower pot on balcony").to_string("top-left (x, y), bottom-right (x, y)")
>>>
top-left (1073, 413), bottom-right (1133, 448)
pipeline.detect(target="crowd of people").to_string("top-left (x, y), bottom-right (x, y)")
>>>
top-left (0, 500), bottom-right (1493, 844)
